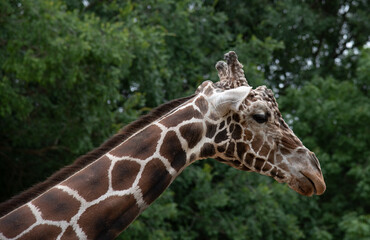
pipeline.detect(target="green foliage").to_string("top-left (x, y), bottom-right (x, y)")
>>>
top-left (1, 0), bottom-right (369, 239)
top-left (0, 0), bottom-right (133, 197)
top-left (279, 51), bottom-right (370, 239)
top-left (339, 213), bottom-right (370, 240)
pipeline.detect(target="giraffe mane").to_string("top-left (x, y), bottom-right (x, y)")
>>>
top-left (0, 94), bottom-right (196, 217)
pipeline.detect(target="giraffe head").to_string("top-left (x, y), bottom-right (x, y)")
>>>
top-left (195, 51), bottom-right (325, 196)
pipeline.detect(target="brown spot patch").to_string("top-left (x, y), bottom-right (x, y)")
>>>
top-left (259, 142), bottom-right (270, 157)
top-left (280, 147), bottom-right (291, 155)
top-left (227, 116), bottom-right (231, 124)
top-left (276, 154), bottom-right (283, 163)
top-left (278, 163), bottom-right (289, 172)
top-left (215, 129), bottom-right (228, 143)
top-left (276, 169), bottom-right (285, 179)
top-left (244, 129), bottom-right (253, 141)
top-left (251, 135), bottom-right (263, 153)
top-left (245, 153), bottom-right (254, 166)
top-left (232, 124), bottom-right (242, 139)
top-left (18, 224), bottom-right (61, 240)
top-left (236, 142), bottom-right (246, 160)
top-left (111, 160), bottom-right (141, 191)
top-left (0, 205), bottom-right (36, 238)
top-left (61, 226), bottom-right (79, 240)
top-left (217, 144), bottom-right (226, 153)
top-left (32, 188), bottom-right (80, 222)
top-left (232, 113), bottom-right (240, 122)
top-left (267, 151), bottom-right (275, 164)
top-left (189, 153), bottom-right (197, 162)
top-left (195, 96), bottom-right (208, 114)
top-left (160, 106), bottom-right (202, 128)
top-left (229, 123), bottom-right (235, 133)
top-left (205, 121), bottom-right (217, 139)
top-left (78, 195), bottom-right (139, 240)
top-left (209, 112), bottom-right (219, 121)
top-left (180, 122), bottom-right (203, 149)
top-left (64, 155), bottom-right (111, 202)
top-left (110, 125), bottom-right (161, 160)
top-left (219, 121), bottom-right (225, 129)
top-left (225, 142), bottom-right (235, 158)
top-left (262, 162), bottom-right (272, 172)
top-left (200, 143), bottom-right (216, 158)
top-left (271, 167), bottom-right (278, 177)
top-left (160, 131), bottom-right (186, 171)
top-left (254, 158), bottom-right (265, 171)
top-left (138, 158), bottom-right (172, 204)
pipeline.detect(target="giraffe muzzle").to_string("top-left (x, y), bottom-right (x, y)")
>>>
top-left (299, 170), bottom-right (326, 196)
top-left (288, 152), bottom-right (326, 196)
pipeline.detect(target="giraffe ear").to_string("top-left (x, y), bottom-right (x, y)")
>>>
top-left (209, 86), bottom-right (252, 115)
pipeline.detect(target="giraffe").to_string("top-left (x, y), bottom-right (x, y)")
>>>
top-left (0, 51), bottom-right (325, 240)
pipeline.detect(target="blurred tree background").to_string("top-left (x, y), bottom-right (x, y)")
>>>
top-left (0, 0), bottom-right (369, 239)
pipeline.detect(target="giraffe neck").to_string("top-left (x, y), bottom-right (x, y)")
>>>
top-left (0, 95), bottom-right (216, 240)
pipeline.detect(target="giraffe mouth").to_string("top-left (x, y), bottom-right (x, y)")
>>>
top-left (300, 171), bottom-right (317, 195)
top-left (289, 170), bottom-right (326, 196)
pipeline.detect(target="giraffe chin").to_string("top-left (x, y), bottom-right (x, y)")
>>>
top-left (288, 171), bottom-right (326, 196)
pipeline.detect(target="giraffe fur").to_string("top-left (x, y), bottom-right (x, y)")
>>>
top-left (0, 51), bottom-right (326, 240)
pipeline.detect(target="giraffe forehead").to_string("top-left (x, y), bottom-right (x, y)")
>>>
top-left (246, 87), bottom-right (278, 108)
top-left (243, 88), bottom-right (286, 123)
top-left (243, 99), bottom-right (289, 131)
top-left (243, 98), bottom-right (280, 119)
top-left (235, 88), bottom-right (294, 135)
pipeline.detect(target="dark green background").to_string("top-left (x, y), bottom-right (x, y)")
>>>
top-left (0, 0), bottom-right (369, 239)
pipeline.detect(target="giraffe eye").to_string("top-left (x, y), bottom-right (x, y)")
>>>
top-left (252, 113), bottom-right (268, 123)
